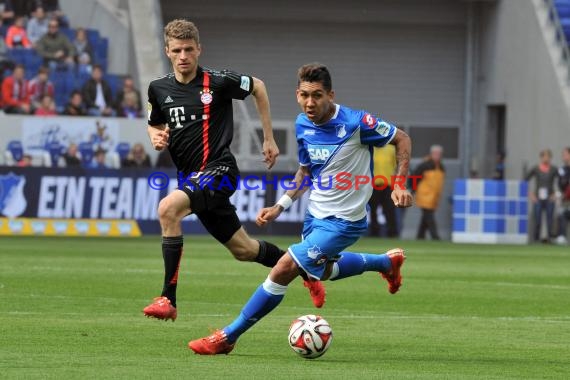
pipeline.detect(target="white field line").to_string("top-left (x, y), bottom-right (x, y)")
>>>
top-left (3, 310), bottom-right (569, 324)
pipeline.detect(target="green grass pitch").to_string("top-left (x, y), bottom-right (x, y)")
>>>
top-left (0, 236), bottom-right (569, 379)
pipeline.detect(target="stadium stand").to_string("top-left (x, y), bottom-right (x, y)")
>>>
top-left (1, 25), bottom-right (111, 112)
top-left (0, 2), bottom-right (137, 168)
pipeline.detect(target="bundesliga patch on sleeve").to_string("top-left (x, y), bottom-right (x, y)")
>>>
top-left (375, 121), bottom-right (392, 136)
top-left (147, 102), bottom-right (152, 121)
top-left (240, 76), bottom-right (251, 91)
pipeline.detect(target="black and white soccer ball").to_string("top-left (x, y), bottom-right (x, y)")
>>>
top-left (288, 314), bottom-right (333, 359)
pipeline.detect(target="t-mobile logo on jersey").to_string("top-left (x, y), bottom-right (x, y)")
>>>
top-left (169, 107), bottom-right (186, 128)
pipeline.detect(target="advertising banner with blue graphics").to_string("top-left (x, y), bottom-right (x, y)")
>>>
top-left (21, 117), bottom-right (120, 155)
top-left (0, 167), bottom-right (307, 236)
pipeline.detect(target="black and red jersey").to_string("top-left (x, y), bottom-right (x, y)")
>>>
top-left (147, 66), bottom-right (253, 176)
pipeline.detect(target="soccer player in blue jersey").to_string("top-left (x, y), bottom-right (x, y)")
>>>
top-left (189, 63), bottom-right (413, 354)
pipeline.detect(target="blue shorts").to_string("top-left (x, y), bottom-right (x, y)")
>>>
top-left (288, 212), bottom-right (367, 280)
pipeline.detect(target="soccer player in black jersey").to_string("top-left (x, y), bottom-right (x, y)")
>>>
top-left (143, 19), bottom-right (325, 321)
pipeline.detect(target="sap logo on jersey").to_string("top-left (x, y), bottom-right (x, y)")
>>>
top-left (308, 144), bottom-right (336, 164)
top-left (362, 113), bottom-right (377, 128)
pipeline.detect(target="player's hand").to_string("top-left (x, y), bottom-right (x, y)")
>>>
top-left (262, 139), bottom-right (280, 169)
top-left (152, 127), bottom-right (170, 151)
top-left (391, 188), bottom-right (413, 208)
top-left (256, 205), bottom-right (282, 226)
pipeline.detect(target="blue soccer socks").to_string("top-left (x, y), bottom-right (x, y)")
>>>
top-left (223, 277), bottom-right (287, 343)
top-left (329, 252), bottom-right (392, 281)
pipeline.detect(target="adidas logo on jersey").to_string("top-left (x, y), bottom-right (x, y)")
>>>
top-left (164, 96), bottom-right (174, 104)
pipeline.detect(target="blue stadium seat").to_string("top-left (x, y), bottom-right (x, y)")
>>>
top-left (104, 74), bottom-right (121, 98)
top-left (76, 70), bottom-right (91, 88)
top-left (50, 71), bottom-right (71, 108)
top-left (78, 142), bottom-right (94, 166)
top-left (86, 29), bottom-right (100, 49)
top-left (25, 52), bottom-right (44, 75)
top-left (7, 49), bottom-right (28, 65)
top-left (6, 140), bottom-right (24, 164)
top-left (59, 27), bottom-right (75, 42)
top-left (47, 141), bottom-right (64, 167)
top-left (96, 38), bottom-right (109, 67)
top-left (115, 142), bottom-right (131, 161)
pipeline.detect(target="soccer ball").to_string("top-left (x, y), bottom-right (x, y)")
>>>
top-left (288, 314), bottom-right (333, 359)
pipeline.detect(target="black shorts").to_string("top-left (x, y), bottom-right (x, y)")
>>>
top-left (177, 166), bottom-right (242, 244)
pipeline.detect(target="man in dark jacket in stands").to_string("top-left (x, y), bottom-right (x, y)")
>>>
top-left (35, 18), bottom-right (75, 70)
top-left (81, 64), bottom-right (115, 117)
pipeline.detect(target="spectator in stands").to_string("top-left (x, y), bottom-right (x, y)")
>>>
top-left (28, 65), bottom-right (54, 111)
top-left (5, 16), bottom-right (31, 48)
top-left (11, 0), bottom-right (34, 19)
top-left (116, 91), bottom-right (141, 118)
top-left (82, 64), bottom-right (115, 117)
top-left (114, 75), bottom-right (142, 113)
top-left (412, 145), bottom-right (446, 240)
top-left (62, 143), bottom-right (81, 167)
top-left (27, 6), bottom-right (49, 47)
top-left (34, 94), bottom-right (56, 115)
top-left (37, 0), bottom-right (68, 28)
top-left (17, 154), bottom-right (32, 167)
top-left (525, 149), bottom-right (559, 243)
top-left (1, 63), bottom-right (31, 114)
top-left (62, 90), bottom-right (86, 116)
top-left (555, 147), bottom-right (570, 245)
top-left (0, 36), bottom-right (14, 79)
top-left (73, 27), bottom-right (93, 74)
top-left (35, 18), bottom-right (75, 71)
top-left (155, 148), bottom-right (175, 168)
top-left (0, 0), bottom-right (15, 26)
top-left (89, 148), bottom-right (107, 169)
top-left (122, 143), bottom-right (151, 168)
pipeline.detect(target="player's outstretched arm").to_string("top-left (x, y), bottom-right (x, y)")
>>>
top-left (256, 165), bottom-right (311, 226)
top-left (251, 76), bottom-right (279, 169)
top-left (390, 129), bottom-right (414, 208)
top-left (147, 125), bottom-right (170, 151)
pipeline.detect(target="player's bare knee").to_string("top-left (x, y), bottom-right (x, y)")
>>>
top-left (158, 198), bottom-right (181, 224)
top-left (270, 255), bottom-right (299, 282)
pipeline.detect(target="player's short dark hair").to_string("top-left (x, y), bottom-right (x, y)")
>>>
top-left (297, 63), bottom-right (332, 92)
top-left (164, 19), bottom-right (200, 46)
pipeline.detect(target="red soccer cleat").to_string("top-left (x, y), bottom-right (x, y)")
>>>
top-left (143, 296), bottom-right (177, 321)
top-left (188, 330), bottom-right (235, 355)
top-left (303, 280), bottom-right (326, 308)
top-left (381, 248), bottom-right (406, 294)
